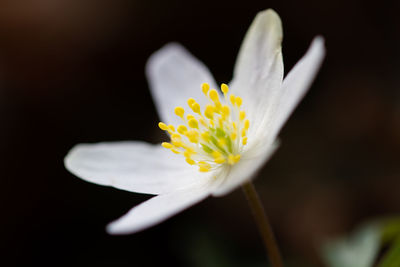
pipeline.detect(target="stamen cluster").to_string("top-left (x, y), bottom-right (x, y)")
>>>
top-left (158, 83), bottom-right (250, 172)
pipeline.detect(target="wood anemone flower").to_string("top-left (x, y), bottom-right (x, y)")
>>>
top-left (64, 9), bottom-right (325, 235)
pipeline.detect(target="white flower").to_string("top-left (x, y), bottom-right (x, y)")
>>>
top-left (64, 9), bottom-right (325, 235)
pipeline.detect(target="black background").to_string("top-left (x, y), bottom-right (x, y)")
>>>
top-left (1, 0), bottom-right (399, 266)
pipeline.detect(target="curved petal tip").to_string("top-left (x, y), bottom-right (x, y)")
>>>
top-left (145, 42), bottom-right (185, 75)
top-left (311, 35), bottom-right (326, 55)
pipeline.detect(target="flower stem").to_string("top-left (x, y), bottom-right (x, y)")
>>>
top-left (242, 181), bottom-right (283, 267)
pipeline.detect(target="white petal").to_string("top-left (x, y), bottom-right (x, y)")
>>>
top-left (64, 141), bottom-right (204, 195)
top-left (229, 9), bottom-right (284, 142)
top-left (268, 37), bottom-right (326, 141)
top-left (232, 9), bottom-right (283, 87)
top-left (106, 180), bottom-right (213, 234)
top-left (146, 43), bottom-right (217, 126)
top-left (212, 140), bottom-right (279, 197)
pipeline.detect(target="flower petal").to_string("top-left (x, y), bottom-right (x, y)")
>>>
top-left (212, 140), bottom-right (279, 197)
top-left (232, 9), bottom-right (283, 87)
top-left (146, 43), bottom-right (217, 126)
top-left (106, 180), bottom-right (213, 234)
top-left (267, 37), bottom-right (325, 141)
top-left (229, 9), bottom-right (284, 142)
top-left (64, 141), bottom-right (204, 195)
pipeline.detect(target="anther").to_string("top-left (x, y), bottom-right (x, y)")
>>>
top-left (187, 98), bottom-right (196, 108)
top-left (171, 133), bottom-right (181, 141)
top-left (241, 128), bottom-right (247, 137)
top-left (186, 158), bottom-right (195, 165)
top-left (228, 154), bottom-right (236, 165)
top-left (174, 107), bottom-right (185, 118)
top-left (187, 114), bottom-right (195, 121)
top-left (228, 154), bottom-right (241, 165)
top-left (242, 137), bottom-right (248, 145)
top-left (217, 138), bottom-right (226, 147)
top-left (158, 122), bottom-right (168, 131)
top-left (235, 96), bottom-right (243, 107)
top-left (191, 102), bottom-right (201, 114)
top-left (222, 105), bottom-right (230, 116)
top-left (183, 149), bottom-right (194, 158)
top-left (244, 119), bottom-right (250, 130)
top-left (201, 83), bottom-right (210, 95)
top-left (188, 118), bottom-right (199, 129)
top-left (186, 130), bottom-right (199, 143)
top-left (161, 142), bottom-right (173, 149)
top-left (201, 131), bottom-right (210, 142)
top-left (221, 83), bottom-right (229, 95)
top-left (212, 151), bottom-right (226, 164)
top-left (214, 157), bottom-right (226, 164)
top-left (239, 111), bottom-right (246, 121)
top-left (204, 105), bottom-right (214, 119)
top-left (230, 94), bottom-right (236, 105)
top-left (198, 161), bottom-right (211, 172)
top-left (177, 125), bottom-right (187, 134)
top-left (168, 125), bottom-right (175, 132)
top-left (209, 89), bottom-right (220, 103)
top-left (172, 141), bottom-right (183, 147)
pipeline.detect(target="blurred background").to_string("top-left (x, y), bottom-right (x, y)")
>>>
top-left (0, 0), bottom-right (399, 266)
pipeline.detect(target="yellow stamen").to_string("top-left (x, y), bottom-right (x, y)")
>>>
top-left (228, 154), bottom-right (236, 165)
top-left (230, 94), bottom-right (236, 105)
top-left (187, 98), bottom-right (196, 108)
top-left (171, 149), bottom-right (180, 154)
top-left (161, 142), bottom-right (173, 149)
top-left (198, 161), bottom-right (211, 172)
top-left (241, 128), bottom-right (246, 137)
top-left (242, 137), bottom-right (248, 145)
top-left (212, 151), bottom-right (222, 159)
top-left (168, 125), bottom-right (175, 132)
top-left (191, 102), bottom-right (201, 114)
top-left (183, 148), bottom-right (194, 158)
top-left (239, 111), bottom-right (246, 121)
top-left (202, 83), bottom-right (210, 95)
top-left (188, 118), bottom-right (199, 129)
top-left (221, 105), bottom-right (230, 117)
top-left (172, 141), bottom-right (183, 147)
top-left (221, 83), bottom-right (229, 95)
top-left (235, 96), bottom-right (242, 107)
top-left (214, 157), bottom-right (226, 164)
top-left (232, 122), bottom-right (237, 130)
top-left (159, 82), bottom-right (251, 172)
top-left (244, 119), bottom-right (250, 130)
top-left (174, 107), bottom-right (185, 118)
top-left (171, 133), bottom-right (181, 141)
top-left (186, 130), bottom-right (199, 143)
top-left (204, 105), bottom-right (214, 119)
top-left (158, 122), bottom-right (168, 131)
top-left (201, 131), bottom-right (210, 142)
top-left (218, 138), bottom-right (226, 147)
top-left (186, 158), bottom-right (195, 165)
top-left (209, 89), bottom-right (219, 103)
top-left (187, 114), bottom-right (195, 121)
top-left (228, 154), bottom-right (241, 165)
top-left (177, 125), bottom-right (187, 134)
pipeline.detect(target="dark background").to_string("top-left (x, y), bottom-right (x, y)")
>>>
top-left (1, 0), bottom-right (399, 266)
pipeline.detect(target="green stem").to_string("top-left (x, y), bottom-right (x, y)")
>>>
top-left (242, 181), bottom-right (283, 267)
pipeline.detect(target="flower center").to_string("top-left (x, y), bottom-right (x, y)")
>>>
top-left (158, 83), bottom-right (250, 172)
